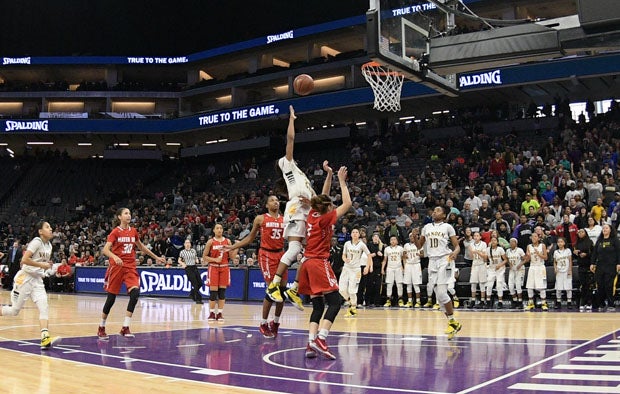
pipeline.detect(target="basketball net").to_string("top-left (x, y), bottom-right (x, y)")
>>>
top-left (361, 61), bottom-right (404, 112)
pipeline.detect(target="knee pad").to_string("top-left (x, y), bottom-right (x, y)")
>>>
top-left (103, 293), bottom-right (117, 315)
top-left (435, 285), bottom-right (451, 305)
top-left (209, 292), bottom-right (218, 301)
top-left (127, 288), bottom-right (140, 313)
top-left (218, 288), bottom-right (226, 300)
top-left (323, 291), bottom-right (341, 322)
top-left (310, 297), bottom-right (324, 324)
top-left (281, 241), bottom-right (302, 267)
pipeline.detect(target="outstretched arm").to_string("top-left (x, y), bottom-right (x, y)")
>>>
top-left (321, 160), bottom-right (333, 195)
top-left (285, 105), bottom-right (296, 161)
top-left (335, 166), bottom-right (352, 218)
top-left (224, 215), bottom-right (263, 251)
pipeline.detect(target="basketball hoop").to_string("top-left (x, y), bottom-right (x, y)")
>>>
top-left (361, 61), bottom-right (404, 112)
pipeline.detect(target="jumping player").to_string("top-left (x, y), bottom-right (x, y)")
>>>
top-left (98, 208), bottom-right (166, 340)
top-left (418, 206), bottom-right (462, 339)
top-left (340, 228), bottom-right (372, 316)
top-left (266, 105), bottom-right (333, 311)
top-left (224, 195), bottom-right (286, 338)
top-left (1, 221), bottom-right (54, 349)
top-left (298, 166), bottom-right (351, 360)
top-left (203, 223), bottom-right (237, 322)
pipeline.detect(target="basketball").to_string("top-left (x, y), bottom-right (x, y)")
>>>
top-left (293, 74), bottom-right (314, 95)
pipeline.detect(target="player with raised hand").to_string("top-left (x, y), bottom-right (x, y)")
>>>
top-left (224, 195), bottom-right (286, 337)
top-left (266, 104), bottom-right (333, 311)
top-left (298, 166), bottom-right (351, 360)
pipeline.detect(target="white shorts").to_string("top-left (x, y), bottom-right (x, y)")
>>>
top-left (526, 265), bottom-right (547, 290)
top-left (428, 256), bottom-right (451, 286)
top-left (486, 267), bottom-right (506, 289)
top-left (385, 267), bottom-right (403, 285)
top-left (283, 220), bottom-right (307, 239)
top-left (283, 199), bottom-right (310, 223)
top-left (339, 266), bottom-right (361, 295)
top-left (403, 264), bottom-right (422, 285)
top-left (508, 269), bottom-right (525, 294)
top-left (5, 270), bottom-right (48, 319)
top-left (470, 264), bottom-right (487, 284)
top-left (555, 271), bottom-right (573, 291)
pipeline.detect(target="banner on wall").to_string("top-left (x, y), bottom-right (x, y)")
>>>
top-left (74, 266), bottom-right (245, 300)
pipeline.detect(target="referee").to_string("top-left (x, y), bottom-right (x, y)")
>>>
top-left (178, 239), bottom-right (204, 304)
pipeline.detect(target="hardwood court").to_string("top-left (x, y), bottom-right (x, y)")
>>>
top-left (1, 290), bottom-right (618, 394)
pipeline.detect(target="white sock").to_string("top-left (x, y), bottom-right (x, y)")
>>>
top-left (123, 316), bottom-right (131, 327)
top-left (100, 319), bottom-right (106, 327)
top-left (41, 329), bottom-right (49, 339)
top-left (318, 328), bottom-right (329, 339)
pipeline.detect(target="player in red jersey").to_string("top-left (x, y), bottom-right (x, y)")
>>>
top-left (203, 223), bottom-right (237, 322)
top-left (98, 208), bottom-right (166, 340)
top-left (299, 166), bottom-right (351, 360)
top-left (225, 195), bottom-right (286, 338)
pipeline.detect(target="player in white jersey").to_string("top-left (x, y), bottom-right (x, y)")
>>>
top-left (266, 105), bottom-right (333, 310)
top-left (525, 232), bottom-right (549, 311)
top-left (506, 238), bottom-right (526, 308)
top-left (553, 237), bottom-right (573, 309)
top-left (381, 236), bottom-right (405, 307)
top-left (340, 228), bottom-right (372, 316)
top-left (418, 206), bottom-right (462, 339)
top-left (1, 221), bottom-right (55, 349)
top-left (485, 237), bottom-right (507, 309)
top-left (403, 229), bottom-right (423, 307)
top-left (469, 232), bottom-right (488, 309)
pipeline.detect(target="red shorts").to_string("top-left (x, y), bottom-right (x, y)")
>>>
top-left (298, 257), bottom-right (339, 296)
top-left (104, 264), bottom-right (139, 294)
top-left (207, 265), bottom-right (230, 288)
top-left (259, 249), bottom-right (286, 284)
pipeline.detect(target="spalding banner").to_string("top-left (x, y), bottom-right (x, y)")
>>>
top-left (74, 266), bottom-right (245, 300)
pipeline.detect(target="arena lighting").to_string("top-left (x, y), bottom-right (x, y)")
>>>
top-left (320, 45), bottom-right (341, 57)
top-left (313, 76), bottom-right (345, 89)
top-left (217, 139), bottom-right (228, 142)
top-left (355, 122), bottom-right (367, 126)
top-left (142, 143), bottom-right (157, 147)
top-left (206, 140), bottom-right (218, 144)
top-left (48, 102), bottom-right (84, 111)
top-left (165, 142), bottom-right (181, 146)
top-left (399, 115), bottom-right (415, 120)
top-left (0, 143), bottom-right (8, 146)
top-left (215, 95), bottom-right (232, 103)
top-left (272, 57), bottom-right (289, 67)
top-left (27, 141), bottom-right (54, 145)
top-left (113, 143), bottom-right (129, 147)
top-left (77, 143), bottom-right (92, 146)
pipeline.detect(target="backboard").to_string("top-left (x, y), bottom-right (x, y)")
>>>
top-left (367, 0), bottom-right (458, 96)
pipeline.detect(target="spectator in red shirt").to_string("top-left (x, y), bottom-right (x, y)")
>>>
top-left (489, 152), bottom-right (507, 178)
top-left (54, 258), bottom-right (74, 292)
